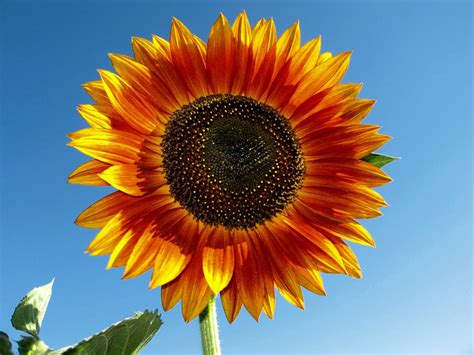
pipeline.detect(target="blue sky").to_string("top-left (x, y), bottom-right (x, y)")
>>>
top-left (1, 0), bottom-right (472, 354)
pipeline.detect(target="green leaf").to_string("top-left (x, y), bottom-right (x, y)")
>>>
top-left (17, 336), bottom-right (49, 355)
top-left (51, 310), bottom-right (162, 355)
top-left (362, 153), bottom-right (400, 168)
top-left (11, 279), bottom-right (54, 337)
top-left (0, 331), bottom-right (14, 355)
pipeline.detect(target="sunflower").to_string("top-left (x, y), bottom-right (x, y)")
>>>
top-left (69, 12), bottom-right (392, 322)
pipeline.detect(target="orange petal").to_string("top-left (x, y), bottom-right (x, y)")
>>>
top-left (291, 83), bottom-right (362, 125)
top-left (77, 104), bottom-right (112, 129)
top-left (151, 35), bottom-right (171, 61)
top-left (286, 36), bottom-right (321, 86)
top-left (247, 18), bottom-right (277, 100)
top-left (248, 231), bottom-right (276, 319)
top-left (149, 237), bottom-right (192, 288)
top-left (180, 252), bottom-right (214, 322)
top-left (149, 211), bottom-right (198, 288)
top-left (293, 265), bottom-right (326, 295)
top-left (161, 277), bottom-right (183, 311)
top-left (233, 237), bottom-right (265, 320)
top-left (317, 51), bottom-right (332, 64)
top-left (170, 18), bottom-right (209, 99)
top-left (271, 218), bottom-right (347, 274)
top-left (289, 200), bottom-right (377, 247)
top-left (337, 99), bottom-right (377, 125)
top-left (299, 186), bottom-right (385, 220)
top-left (250, 18), bottom-right (275, 74)
top-left (274, 270), bottom-right (304, 309)
top-left (91, 210), bottom-right (160, 262)
top-left (230, 11), bottom-right (252, 95)
top-left (220, 278), bottom-right (242, 323)
top-left (82, 80), bottom-right (110, 106)
top-left (327, 237), bottom-right (362, 278)
top-left (109, 53), bottom-right (175, 116)
top-left (138, 131), bottom-right (163, 170)
top-left (106, 228), bottom-right (141, 268)
top-left (86, 211), bottom-right (129, 255)
top-left (291, 51), bottom-right (351, 108)
top-left (131, 37), bottom-right (183, 111)
top-left (68, 127), bottom-right (142, 165)
top-left (202, 227), bottom-right (235, 293)
top-left (99, 164), bottom-right (165, 197)
top-left (99, 69), bottom-right (160, 134)
top-left (122, 222), bottom-right (161, 279)
top-left (75, 191), bottom-right (135, 229)
top-left (274, 21), bottom-right (300, 75)
top-left (301, 124), bottom-right (391, 159)
top-left (207, 14), bottom-right (236, 94)
top-left (68, 160), bottom-right (110, 186)
top-left (262, 284), bottom-right (276, 319)
top-left (254, 226), bottom-right (305, 309)
top-left (303, 177), bottom-right (390, 207)
top-left (133, 37), bottom-right (191, 107)
top-left (305, 158), bottom-right (392, 187)
top-left (132, 36), bottom-right (162, 68)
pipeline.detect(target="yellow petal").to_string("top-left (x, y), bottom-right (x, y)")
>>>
top-left (68, 160), bottom-right (110, 186)
top-left (77, 104), bottom-right (112, 129)
top-left (220, 279), bottom-right (242, 323)
top-left (151, 35), bottom-right (171, 61)
top-left (108, 53), bottom-right (175, 116)
top-left (161, 277), bottom-right (183, 311)
top-left (82, 80), bottom-right (110, 106)
top-left (327, 237), bottom-right (362, 278)
top-left (99, 69), bottom-right (159, 134)
top-left (291, 51), bottom-right (352, 108)
top-left (248, 18), bottom-right (277, 100)
top-left (233, 241), bottom-right (265, 320)
top-left (122, 223), bottom-right (160, 279)
top-left (294, 265), bottom-right (326, 295)
top-left (106, 229), bottom-right (138, 268)
top-left (274, 21), bottom-right (300, 74)
top-left (133, 37), bottom-right (190, 107)
top-left (287, 36), bottom-right (321, 85)
top-left (75, 191), bottom-right (135, 229)
top-left (202, 227), bottom-right (235, 293)
top-left (230, 11), bottom-right (252, 95)
top-left (207, 14), bottom-right (236, 94)
top-left (317, 51), bottom-right (332, 64)
top-left (170, 18), bottom-right (209, 99)
top-left (149, 212), bottom-right (197, 288)
top-left (87, 211), bottom-right (129, 255)
top-left (181, 263), bottom-right (213, 322)
top-left (68, 127), bottom-right (142, 165)
top-left (99, 164), bottom-right (146, 196)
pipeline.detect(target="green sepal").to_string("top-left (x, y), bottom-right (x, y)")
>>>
top-left (11, 279), bottom-right (54, 337)
top-left (362, 153), bottom-right (400, 168)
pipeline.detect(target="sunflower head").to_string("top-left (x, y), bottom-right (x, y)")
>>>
top-left (69, 11), bottom-right (392, 322)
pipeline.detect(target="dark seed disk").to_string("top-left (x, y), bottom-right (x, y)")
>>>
top-left (161, 94), bottom-right (305, 229)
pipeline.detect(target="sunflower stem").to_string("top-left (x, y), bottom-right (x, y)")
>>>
top-left (199, 296), bottom-right (221, 355)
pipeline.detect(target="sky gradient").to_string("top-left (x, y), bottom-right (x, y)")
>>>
top-left (1, 0), bottom-right (472, 354)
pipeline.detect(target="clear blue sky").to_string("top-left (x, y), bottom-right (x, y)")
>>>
top-left (1, 0), bottom-right (472, 354)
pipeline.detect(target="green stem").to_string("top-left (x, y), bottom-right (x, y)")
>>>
top-left (199, 296), bottom-right (221, 355)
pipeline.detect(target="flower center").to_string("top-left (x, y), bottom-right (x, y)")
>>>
top-left (204, 117), bottom-right (276, 193)
top-left (161, 94), bottom-right (305, 229)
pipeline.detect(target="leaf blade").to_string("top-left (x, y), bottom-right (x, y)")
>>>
top-left (52, 310), bottom-right (162, 355)
top-left (11, 279), bottom-right (54, 337)
top-left (0, 331), bottom-right (14, 355)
